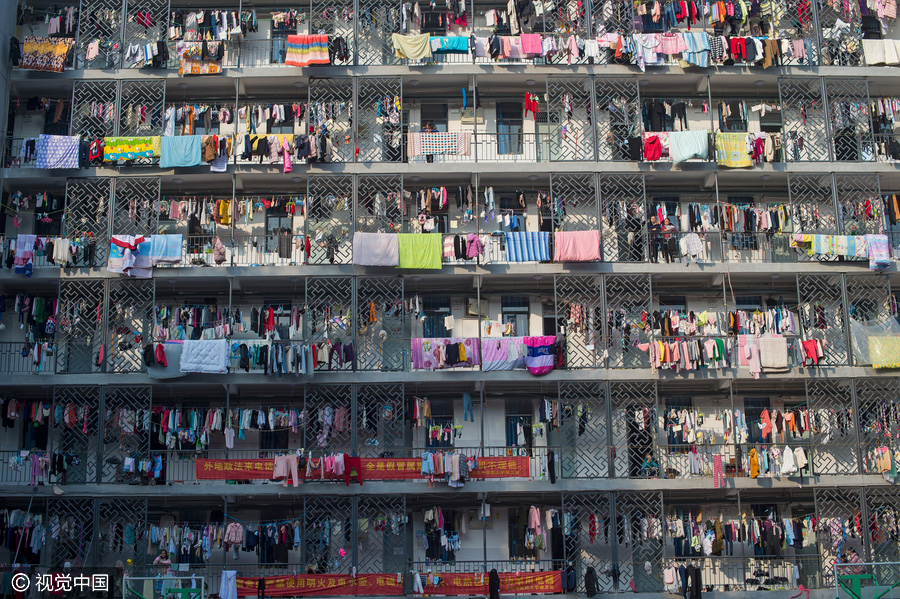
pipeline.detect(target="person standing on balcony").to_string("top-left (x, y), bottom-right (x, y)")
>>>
top-left (648, 216), bottom-right (662, 263)
top-left (421, 121), bottom-right (436, 163)
top-left (662, 217), bottom-right (677, 263)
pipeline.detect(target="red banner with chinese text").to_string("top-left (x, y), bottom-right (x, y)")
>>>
top-left (414, 571), bottom-right (562, 595)
top-left (196, 456), bottom-right (529, 480)
top-left (235, 573), bottom-right (403, 597)
top-left (195, 459), bottom-right (274, 479)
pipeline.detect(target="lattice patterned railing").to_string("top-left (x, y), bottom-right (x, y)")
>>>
top-left (547, 76), bottom-right (595, 161)
top-left (610, 382), bottom-right (658, 478)
top-left (357, 0), bottom-right (401, 65)
top-left (307, 175), bottom-right (354, 264)
top-left (357, 78), bottom-right (402, 162)
top-left (556, 382), bottom-right (610, 478)
top-left (106, 279), bottom-right (154, 373)
top-left (112, 177), bottom-right (160, 237)
top-left (308, 78), bottom-right (355, 162)
top-left (356, 277), bottom-right (405, 372)
top-left (304, 497), bottom-right (354, 572)
top-left (57, 280), bottom-right (106, 374)
top-left (71, 80), bottom-right (119, 137)
top-left (118, 80), bottom-right (166, 135)
top-left (615, 491), bottom-right (664, 592)
top-left (121, 0), bottom-right (169, 69)
top-left (826, 79), bottom-right (874, 161)
top-left (595, 78), bottom-right (641, 161)
top-left (356, 496), bottom-right (407, 573)
top-left (305, 277), bottom-right (354, 354)
top-left (356, 175), bottom-right (403, 234)
top-left (550, 173), bottom-right (598, 232)
top-left (855, 378), bottom-right (900, 475)
top-left (604, 274), bottom-right (652, 369)
top-left (554, 275), bottom-right (603, 369)
top-left (305, 385), bottom-right (354, 452)
top-left (65, 178), bottom-right (113, 265)
top-left (806, 379), bottom-right (859, 474)
top-left (48, 498), bottom-right (97, 566)
top-left (834, 174), bottom-right (882, 235)
top-left (563, 492), bottom-right (615, 592)
top-left (599, 174), bottom-right (646, 262)
top-left (77, 0), bottom-right (123, 69)
top-left (356, 383), bottom-right (405, 455)
top-left (779, 78), bottom-right (830, 161)
top-left (815, 487), bottom-right (865, 585)
top-left (100, 387), bottom-right (152, 483)
top-left (96, 498), bottom-right (148, 566)
top-left (797, 273), bottom-right (847, 365)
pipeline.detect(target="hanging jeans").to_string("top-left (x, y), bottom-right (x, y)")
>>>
top-left (462, 392), bottom-right (475, 422)
top-left (662, 3), bottom-right (678, 30)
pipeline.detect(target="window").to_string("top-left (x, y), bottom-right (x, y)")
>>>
top-left (651, 198), bottom-right (680, 229)
top-left (420, 104), bottom-right (448, 132)
top-left (664, 397), bottom-right (692, 451)
top-left (422, 296), bottom-right (450, 337)
top-left (497, 102), bottom-right (523, 155)
top-left (502, 296), bottom-right (529, 337)
top-left (505, 400), bottom-right (534, 449)
top-left (34, 214), bottom-right (62, 237)
top-left (742, 397), bottom-right (771, 444)
top-left (719, 101), bottom-right (748, 132)
top-left (657, 296), bottom-right (687, 312)
top-left (736, 296), bottom-right (762, 311)
top-left (426, 403), bottom-right (454, 448)
top-left (266, 208), bottom-right (292, 253)
top-left (759, 109), bottom-right (783, 133)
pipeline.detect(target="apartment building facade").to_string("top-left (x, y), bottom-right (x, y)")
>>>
top-left (2, 0), bottom-right (900, 597)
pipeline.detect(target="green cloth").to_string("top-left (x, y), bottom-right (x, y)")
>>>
top-left (392, 33), bottom-right (432, 59)
top-left (33, 297), bottom-right (46, 323)
top-left (397, 234), bottom-right (442, 269)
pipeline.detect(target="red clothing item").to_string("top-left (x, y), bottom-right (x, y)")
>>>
top-left (265, 308), bottom-right (275, 333)
top-left (801, 339), bottom-right (819, 365)
top-left (644, 135), bottom-right (663, 161)
top-left (730, 37), bottom-right (746, 60)
top-left (155, 343), bottom-right (167, 367)
top-left (345, 456), bottom-right (364, 486)
top-left (759, 409), bottom-right (773, 439)
top-left (524, 93), bottom-right (540, 120)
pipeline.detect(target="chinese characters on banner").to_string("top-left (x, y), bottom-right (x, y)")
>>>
top-left (413, 571), bottom-right (563, 595)
top-left (235, 574), bottom-right (403, 597)
top-left (195, 457), bottom-right (529, 480)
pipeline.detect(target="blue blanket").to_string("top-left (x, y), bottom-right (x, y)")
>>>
top-left (149, 234), bottom-right (184, 264)
top-left (505, 232), bottom-right (550, 262)
top-left (160, 135), bottom-right (202, 168)
top-left (431, 36), bottom-right (469, 53)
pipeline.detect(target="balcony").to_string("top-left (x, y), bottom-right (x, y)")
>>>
top-left (15, 0), bottom-right (900, 72)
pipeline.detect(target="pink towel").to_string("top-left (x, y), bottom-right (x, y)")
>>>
top-left (553, 230), bottom-right (600, 262)
top-left (520, 34), bottom-right (542, 54)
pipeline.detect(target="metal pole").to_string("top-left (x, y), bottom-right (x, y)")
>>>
top-left (482, 493), bottom-right (488, 572)
top-left (472, 74), bottom-right (478, 163)
top-left (10, 495), bottom-right (36, 566)
top-left (840, 272), bottom-right (853, 367)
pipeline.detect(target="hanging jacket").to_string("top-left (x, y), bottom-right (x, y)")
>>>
top-left (585, 566), bottom-right (598, 598)
top-left (565, 565), bottom-right (576, 592)
top-left (213, 237), bottom-right (226, 264)
top-left (489, 569), bottom-right (500, 599)
top-left (749, 448), bottom-right (759, 478)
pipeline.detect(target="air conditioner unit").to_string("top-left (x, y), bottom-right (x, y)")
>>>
top-left (466, 298), bottom-right (485, 317)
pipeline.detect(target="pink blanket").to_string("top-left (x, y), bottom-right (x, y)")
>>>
top-left (553, 230), bottom-right (600, 262)
top-left (520, 34), bottom-right (542, 54)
